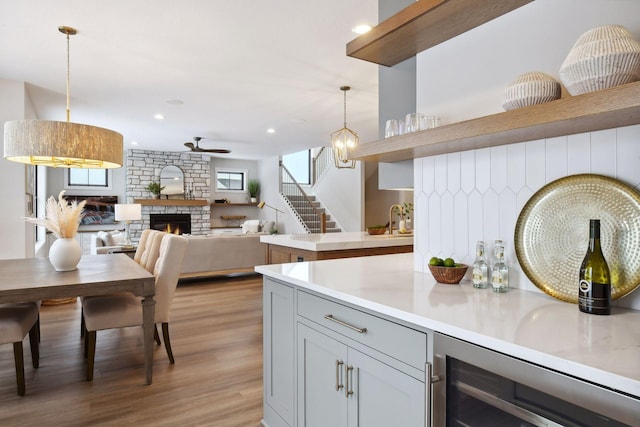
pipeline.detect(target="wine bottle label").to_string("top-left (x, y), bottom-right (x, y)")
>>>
top-left (578, 280), bottom-right (611, 314)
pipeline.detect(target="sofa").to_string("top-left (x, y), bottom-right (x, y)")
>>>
top-left (90, 230), bottom-right (127, 254)
top-left (91, 230), bottom-right (267, 279)
top-left (179, 234), bottom-right (266, 279)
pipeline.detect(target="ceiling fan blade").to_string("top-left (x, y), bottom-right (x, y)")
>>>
top-left (184, 142), bottom-right (196, 150)
top-left (201, 148), bottom-right (231, 154)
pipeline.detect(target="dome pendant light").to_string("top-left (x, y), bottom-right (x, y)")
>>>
top-left (3, 26), bottom-right (123, 168)
top-left (331, 86), bottom-right (358, 169)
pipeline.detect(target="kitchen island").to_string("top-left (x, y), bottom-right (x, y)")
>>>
top-left (259, 231), bottom-right (412, 264)
top-left (256, 253), bottom-right (640, 427)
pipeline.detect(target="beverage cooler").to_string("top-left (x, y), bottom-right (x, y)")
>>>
top-left (431, 333), bottom-right (639, 426)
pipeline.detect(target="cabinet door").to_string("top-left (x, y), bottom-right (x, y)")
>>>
top-left (264, 279), bottom-right (295, 426)
top-left (347, 347), bottom-right (425, 427)
top-left (298, 323), bottom-right (349, 427)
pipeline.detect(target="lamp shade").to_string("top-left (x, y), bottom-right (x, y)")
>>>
top-left (4, 120), bottom-right (123, 168)
top-left (114, 204), bottom-right (142, 222)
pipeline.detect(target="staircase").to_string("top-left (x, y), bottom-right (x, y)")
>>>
top-left (282, 193), bottom-right (341, 233)
top-left (280, 160), bottom-right (341, 234)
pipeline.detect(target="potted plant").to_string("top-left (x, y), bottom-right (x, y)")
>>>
top-left (248, 179), bottom-right (260, 203)
top-left (145, 182), bottom-right (165, 199)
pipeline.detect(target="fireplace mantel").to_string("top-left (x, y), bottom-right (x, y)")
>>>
top-left (134, 199), bottom-right (208, 206)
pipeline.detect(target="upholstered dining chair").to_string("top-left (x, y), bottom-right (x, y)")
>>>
top-left (0, 302), bottom-right (40, 395)
top-left (81, 232), bottom-right (188, 381)
top-left (80, 229), bottom-right (165, 338)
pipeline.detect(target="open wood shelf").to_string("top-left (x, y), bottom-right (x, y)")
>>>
top-left (352, 81), bottom-right (640, 163)
top-left (134, 199), bottom-right (208, 206)
top-left (346, 0), bottom-right (533, 66)
top-left (211, 203), bottom-right (258, 207)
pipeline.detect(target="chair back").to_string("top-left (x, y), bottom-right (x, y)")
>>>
top-left (134, 229), bottom-right (164, 273)
top-left (153, 233), bottom-right (188, 323)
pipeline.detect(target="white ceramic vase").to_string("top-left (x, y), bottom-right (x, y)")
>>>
top-left (49, 237), bottom-right (82, 272)
top-left (559, 25), bottom-right (640, 95)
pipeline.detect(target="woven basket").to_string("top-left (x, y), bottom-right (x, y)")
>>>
top-left (502, 72), bottom-right (561, 110)
top-left (559, 25), bottom-right (640, 95)
top-left (428, 264), bottom-right (469, 284)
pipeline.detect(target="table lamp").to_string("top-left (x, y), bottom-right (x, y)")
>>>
top-left (257, 201), bottom-right (285, 234)
top-left (115, 204), bottom-right (142, 247)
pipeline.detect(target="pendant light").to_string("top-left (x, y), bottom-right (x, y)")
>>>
top-left (3, 26), bottom-right (123, 168)
top-left (330, 85), bottom-right (358, 169)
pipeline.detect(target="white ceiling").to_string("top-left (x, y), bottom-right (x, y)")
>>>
top-left (0, 0), bottom-right (379, 160)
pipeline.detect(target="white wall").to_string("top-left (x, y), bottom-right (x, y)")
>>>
top-left (413, 0), bottom-right (640, 310)
top-left (0, 79), bottom-right (34, 259)
top-left (314, 161), bottom-right (364, 232)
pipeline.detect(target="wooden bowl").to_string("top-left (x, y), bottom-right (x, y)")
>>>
top-left (367, 227), bottom-right (387, 235)
top-left (428, 264), bottom-right (469, 284)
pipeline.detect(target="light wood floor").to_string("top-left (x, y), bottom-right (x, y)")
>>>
top-left (0, 274), bottom-right (264, 427)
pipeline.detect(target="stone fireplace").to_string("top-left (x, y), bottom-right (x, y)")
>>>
top-left (125, 149), bottom-right (212, 242)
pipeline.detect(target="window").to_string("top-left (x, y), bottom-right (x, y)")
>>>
top-left (215, 168), bottom-right (247, 192)
top-left (283, 150), bottom-right (311, 185)
top-left (64, 169), bottom-right (112, 190)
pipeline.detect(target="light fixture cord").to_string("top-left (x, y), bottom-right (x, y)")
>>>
top-left (65, 30), bottom-right (71, 122)
top-left (343, 89), bottom-right (347, 128)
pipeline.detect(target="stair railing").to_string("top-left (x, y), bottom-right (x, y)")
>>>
top-left (312, 146), bottom-right (332, 185)
top-left (280, 161), bottom-right (326, 233)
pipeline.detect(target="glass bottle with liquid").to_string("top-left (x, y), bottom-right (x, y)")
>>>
top-left (578, 219), bottom-right (611, 315)
top-left (491, 241), bottom-right (509, 292)
top-left (472, 241), bottom-right (489, 289)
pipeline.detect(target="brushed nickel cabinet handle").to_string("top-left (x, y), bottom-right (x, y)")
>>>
top-left (324, 314), bottom-right (367, 334)
top-left (336, 360), bottom-right (344, 391)
top-left (345, 365), bottom-right (354, 397)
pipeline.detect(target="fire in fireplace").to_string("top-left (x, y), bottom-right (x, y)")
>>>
top-left (149, 214), bottom-right (191, 235)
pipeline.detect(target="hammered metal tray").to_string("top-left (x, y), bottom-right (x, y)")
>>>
top-left (514, 174), bottom-right (640, 303)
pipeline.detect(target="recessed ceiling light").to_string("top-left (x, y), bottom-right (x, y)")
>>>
top-left (130, 140), bottom-right (139, 146)
top-left (352, 24), bottom-right (372, 35)
top-left (154, 114), bottom-right (165, 120)
top-left (267, 128), bottom-right (276, 134)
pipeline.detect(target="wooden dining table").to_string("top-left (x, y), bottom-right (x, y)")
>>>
top-left (0, 254), bottom-right (156, 384)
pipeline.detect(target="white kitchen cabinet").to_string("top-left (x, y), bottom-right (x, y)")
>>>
top-left (296, 290), bottom-right (427, 427)
top-left (263, 278), bottom-right (295, 427)
top-left (263, 278), bottom-right (430, 427)
top-left (297, 323), bottom-right (424, 427)
top-left (297, 324), bottom-right (348, 427)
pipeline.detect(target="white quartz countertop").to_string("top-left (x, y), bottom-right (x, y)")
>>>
top-left (259, 231), bottom-right (413, 251)
top-left (255, 253), bottom-right (640, 399)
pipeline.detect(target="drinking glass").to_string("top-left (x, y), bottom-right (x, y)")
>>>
top-left (385, 119), bottom-right (399, 138)
top-left (405, 113), bottom-right (419, 133)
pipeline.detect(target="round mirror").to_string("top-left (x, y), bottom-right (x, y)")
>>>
top-left (159, 165), bottom-right (184, 196)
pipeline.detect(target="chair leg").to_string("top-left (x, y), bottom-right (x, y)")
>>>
top-left (28, 322), bottom-right (40, 369)
top-left (80, 307), bottom-right (85, 338)
top-left (86, 330), bottom-right (97, 381)
top-left (83, 327), bottom-right (88, 358)
top-left (13, 342), bottom-right (25, 396)
top-left (161, 323), bottom-right (175, 364)
top-left (37, 315), bottom-right (41, 342)
top-left (154, 324), bottom-right (161, 345)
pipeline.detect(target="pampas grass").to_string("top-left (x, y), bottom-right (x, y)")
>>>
top-left (25, 191), bottom-right (86, 238)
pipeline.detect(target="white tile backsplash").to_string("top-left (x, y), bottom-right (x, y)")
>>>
top-left (415, 124), bottom-right (640, 310)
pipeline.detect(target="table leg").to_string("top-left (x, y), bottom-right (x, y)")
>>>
top-left (142, 295), bottom-right (156, 384)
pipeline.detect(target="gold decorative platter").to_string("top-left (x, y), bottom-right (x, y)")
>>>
top-left (514, 174), bottom-right (640, 303)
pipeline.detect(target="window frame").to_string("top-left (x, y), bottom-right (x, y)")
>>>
top-left (64, 168), bottom-right (112, 190)
top-left (214, 168), bottom-right (248, 193)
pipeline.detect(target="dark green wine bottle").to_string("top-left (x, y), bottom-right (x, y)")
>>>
top-left (578, 219), bottom-right (611, 315)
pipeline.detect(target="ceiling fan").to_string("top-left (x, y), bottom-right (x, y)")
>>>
top-left (184, 137), bottom-right (230, 154)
